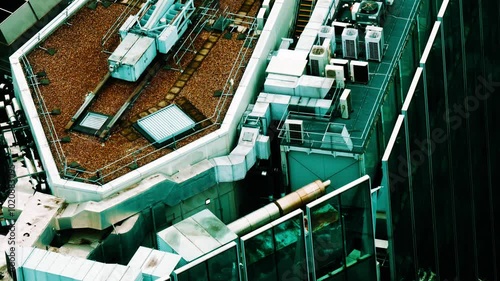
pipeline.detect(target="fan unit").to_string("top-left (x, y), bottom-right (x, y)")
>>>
top-left (342, 28), bottom-right (359, 59)
top-left (319, 26), bottom-right (336, 53)
top-left (325, 64), bottom-right (345, 88)
top-left (339, 89), bottom-right (352, 119)
top-left (356, 1), bottom-right (384, 26)
top-left (309, 46), bottom-right (329, 77)
top-left (284, 119), bottom-right (304, 144)
top-left (365, 26), bottom-right (384, 61)
top-left (350, 60), bottom-right (369, 83)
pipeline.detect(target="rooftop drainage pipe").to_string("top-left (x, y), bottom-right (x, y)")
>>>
top-left (227, 179), bottom-right (330, 236)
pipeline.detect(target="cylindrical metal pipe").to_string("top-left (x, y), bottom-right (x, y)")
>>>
top-left (5, 105), bottom-right (16, 123)
top-left (275, 179), bottom-right (329, 215)
top-left (227, 180), bottom-right (330, 236)
top-left (11, 97), bottom-right (21, 114)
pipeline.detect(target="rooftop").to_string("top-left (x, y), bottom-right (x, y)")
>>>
top-left (23, 0), bottom-right (259, 183)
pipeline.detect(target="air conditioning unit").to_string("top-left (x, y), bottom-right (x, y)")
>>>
top-left (330, 58), bottom-right (350, 81)
top-left (350, 60), bottom-right (369, 83)
top-left (309, 45), bottom-right (329, 77)
top-left (284, 119), bottom-right (304, 144)
top-left (339, 89), bottom-right (352, 119)
top-left (356, 0), bottom-right (384, 26)
top-left (325, 64), bottom-right (345, 88)
top-left (365, 26), bottom-right (384, 61)
top-left (319, 26), bottom-right (336, 53)
top-left (342, 28), bottom-right (359, 59)
top-left (332, 21), bottom-right (350, 42)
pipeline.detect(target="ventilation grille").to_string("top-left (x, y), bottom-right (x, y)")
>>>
top-left (368, 42), bottom-right (380, 60)
top-left (345, 40), bottom-right (356, 58)
top-left (311, 59), bottom-right (319, 76)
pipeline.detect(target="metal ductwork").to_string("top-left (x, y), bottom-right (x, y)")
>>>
top-left (227, 179), bottom-right (330, 236)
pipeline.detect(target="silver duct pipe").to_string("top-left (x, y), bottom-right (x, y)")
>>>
top-left (227, 180), bottom-right (331, 236)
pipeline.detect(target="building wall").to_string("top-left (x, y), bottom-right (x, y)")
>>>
top-left (383, 0), bottom-right (500, 280)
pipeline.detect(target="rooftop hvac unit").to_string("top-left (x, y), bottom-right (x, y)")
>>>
top-left (356, 1), bottom-right (384, 26)
top-left (332, 21), bottom-right (350, 42)
top-left (342, 28), bottom-right (359, 59)
top-left (319, 26), bottom-right (335, 42)
top-left (365, 26), bottom-right (384, 61)
top-left (350, 60), bottom-right (369, 83)
top-left (309, 45), bottom-right (329, 77)
top-left (325, 64), bottom-right (345, 88)
top-left (330, 58), bottom-right (350, 81)
top-left (339, 89), bottom-right (352, 119)
top-left (284, 119), bottom-right (304, 144)
top-left (319, 26), bottom-right (336, 54)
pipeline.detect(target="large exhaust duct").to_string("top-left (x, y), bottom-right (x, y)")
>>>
top-left (227, 180), bottom-right (330, 236)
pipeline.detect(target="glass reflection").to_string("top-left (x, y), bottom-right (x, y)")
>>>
top-left (241, 210), bottom-right (307, 281)
top-left (173, 242), bottom-right (239, 281)
top-left (307, 175), bottom-right (376, 281)
top-left (309, 196), bottom-right (345, 278)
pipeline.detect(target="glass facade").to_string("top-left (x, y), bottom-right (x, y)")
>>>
top-left (172, 242), bottom-right (240, 281)
top-left (382, 0), bottom-right (500, 280)
top-left (240, 210), bottom-right (308, 281)
top-left (306, 175), bottom-right (377, 281)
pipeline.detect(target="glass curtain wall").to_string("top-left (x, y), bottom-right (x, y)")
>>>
top-left (240, 209), bottom-right (308, 281)
top-left (383, 0), bottom-right (500, 280)
top-left (306, 175), bottom-right (376, 281)
top-left (171, 242), bottom-right (240, 281)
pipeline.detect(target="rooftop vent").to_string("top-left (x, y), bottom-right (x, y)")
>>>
top-left (359, 1), bottom-right (380, 14)
top-left (133, 104), bottom-right (195, 148)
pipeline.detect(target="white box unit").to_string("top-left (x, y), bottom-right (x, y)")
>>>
top-left (319, 26), bottom-right (335, 53)
top-left (119, 15), bottom-right (138, 39)
top-left (350, 60), bottom-right (369, 83)
top-left (279, 38), bottom-right (294, 49)
top-left (257, 8), bottom-right (266, 30)
top-left (322, 38), bottom-right (333, 58)
top-left (330, 58), bottom-right (350, 81)
top-left (284, 119), bottom-right (304, 144)
top-left (351, 3), bottom-right (361, 21)
top-left (342, 28), bottom-right (359, 59)
top-left (365, 26), bottom-right (384, 61)
top-left (262, 0), bottom-right (271, 15)
top-left (339, 89), bottom-right (352, 119)
top-left (325, 64), bottom-right (345, 88)
top-left (309, 45), bottom-right (329, 77)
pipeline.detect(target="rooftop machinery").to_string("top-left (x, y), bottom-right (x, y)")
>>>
top-left (108, 0), bottom-right (195, 82)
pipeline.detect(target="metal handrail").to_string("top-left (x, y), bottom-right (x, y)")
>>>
top-left (20, 56), bottom-right (67, 170)
top-left (101, 0), bottom-right (143, 49)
